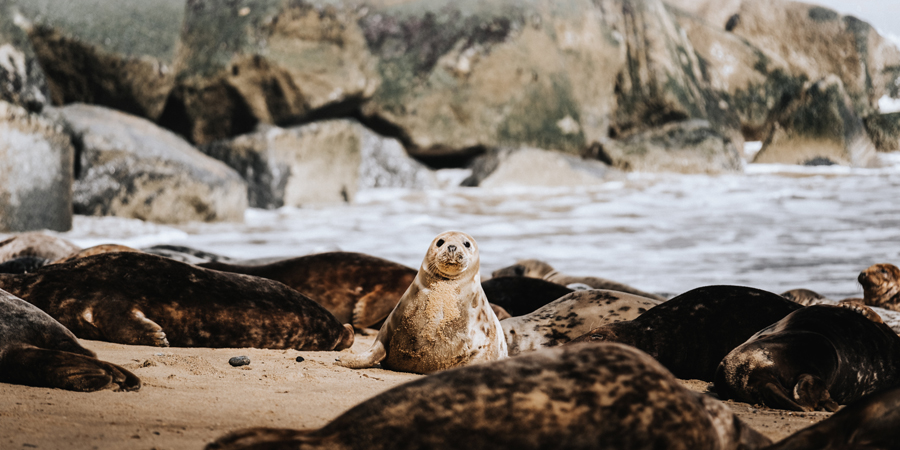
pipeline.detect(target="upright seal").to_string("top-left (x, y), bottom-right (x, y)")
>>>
top-left (335, 231), bottom-right (506, 374)
top-left (859, 263), bottom-right (900, 311)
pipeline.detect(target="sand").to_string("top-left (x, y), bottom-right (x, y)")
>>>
top-left (0, 335), bottom-right (832, 450)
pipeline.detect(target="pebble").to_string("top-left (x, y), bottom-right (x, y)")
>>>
top-left (229, 356), bottom-right (250, 367)
top-left (295, 356), bottom-right (305, 363)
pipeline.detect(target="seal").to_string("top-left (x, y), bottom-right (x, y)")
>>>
top-left (715, 304), bottom-right (900, 411)
top-left (781, 287), bottom-right (900, 335)
top-left (492, 259), bottom-right (666, 301)
top-left (859, 263), bottom-right (900, 311)
top-left (0, 287), bottom-right (140, 392)
top-left (199, 252), bottom-right (418, 330)
top-left (567, 285), bottom-right (803, 381)
top-left (50, 244), bottom-right (143, 265)
top-left (0, 232), bottom-right (81, 272)
top-left (0, 252), bottom-right (354, 350)
top-left (140, 244), bottom-right (238, 265)
top-left (481, 276), bottom-right (573, 317)
top-left (502, 289), bottom-right (660, 355)
top-left (207, 343), bottom-right (772, 450)
top-left (764, 385), bottom-right (900, 450)
top-left (334, 231), bottom-right (506, 374)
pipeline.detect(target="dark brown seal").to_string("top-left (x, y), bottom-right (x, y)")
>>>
top-left (200, 252), bottom-right (417, 330)
top-left (481, 276), bottom-right (574, 317)
top-left (492, 259), bottom-right (666, 300)
top-left (501, 289), bottom-right (660, 355)
top-left (714, 304), bottom-right (900, 412)
top-left (765, 385), bottom-right (900, 450)
top-left (859, 263), bottom-right (900, 311)
top-left (0, 288), bottom-right (140, 392)
top-left (567, 285), bottom-right (803, 381)
top-left (0, 252), bottom-right (354, 350)
top-left (207, 343), bottom-right (772, 450)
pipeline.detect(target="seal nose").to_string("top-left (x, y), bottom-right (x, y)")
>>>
top-left (858, 272), bottom-right (867, 285)
top-left (447, 244), bottom-right (457, 252)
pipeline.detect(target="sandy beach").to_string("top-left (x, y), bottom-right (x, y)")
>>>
top-left (0, 334), bottom-right (833, 450)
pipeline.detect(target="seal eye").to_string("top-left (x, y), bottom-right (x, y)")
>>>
top-left (464, 241), bottom-right (471, 248)
top-left (436, 239), bottom-right (444, 248)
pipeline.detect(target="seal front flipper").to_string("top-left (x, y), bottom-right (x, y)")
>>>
top-left (793, 374), bottom-right (839, 412)
top-left (334, 339), bottom-right (386, 369)
top-left (1, 346), bottom-right (141, 392)
top-left (89, 305), bottom-right (169, 347)
top-left (759, 382), bottom-right (808, 412)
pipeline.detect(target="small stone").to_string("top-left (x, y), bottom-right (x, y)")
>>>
top-left (295, 356), bottom-right (305, 363)
top-left (229, 356), bottom-right (250, 367)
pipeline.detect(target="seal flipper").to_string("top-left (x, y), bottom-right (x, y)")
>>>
top-left (0, 346), bottom-right (141, 392)
top-left (93, 306), bottom-right (169, 347)
top-left (334, 339), bottom-right (386, 369)
top-left (352, 286), bottom-right (394, 329)
top-left (793, 374), bottom-right (839, 412)
top-left (759, 382), bottom-right (808, 411)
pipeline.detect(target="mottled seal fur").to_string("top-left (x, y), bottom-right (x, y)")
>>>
top-left (0, 288), bottom-right (140, 392)
top-left (199, 252), bottom-right (417, 330)
top-left (0, 233), bottom-right (81, 272)
top-left (859, 263), bottom-right (900, 312)
top-left (492, 259), bottom-right (665, 300)
top-left (0, 252), bottom-right (354, 350)
top-left (141, 244), bottom-right (237, 265)
top-left (208, 343), bottom-right (772, 450)
top-left (568, 285), bottom-right (802, 381)
top-left (335, 231), bottom-right (506, 374)
top-left (501, 289), bottom-right (660, 355)
top-left (481, 276), bottom-right (573, 317)
top-left (765, 385), bottom-right (900, 450)
top-left (50, 244), bottom-right (142, 265)
top-left (715, 305), bottom-right (900, 412)
top-left (781, 288), bottom-right (900, 335)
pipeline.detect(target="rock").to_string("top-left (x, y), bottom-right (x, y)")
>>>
top-left (864, 113), bottom-right (900, 152)
top-left (47, 103), bottom-right (247, 223)
top-left (463, 147), bottom-right (619, 188)
top-left (201, 119), bottom-right (436, 208)
top-left (753, 76), bottom-right (879, 167)
top-left (668, 0), bottom-right (900, 117)
top-left (0, 3), bottom-right (50, 112)
top-left (598, 120), bottom-right (742, 173)
top-left (0, 101), bottom-right (73, 232)
top-left (162, 0), bottom-right (379, 145)
top-left (228, 356), bottom-right (250, 367)
top-left (295, 356), bottom-right (304, 363)
top-left (14, 0), bottom-right (184, 120)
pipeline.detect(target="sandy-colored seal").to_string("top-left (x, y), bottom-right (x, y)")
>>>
top-left (492, 259), bottom-right (666, 301)
top-left (481, 276), bottom-right (573, 317)
top-left (501, 289), bottom-right (660, 355)
top-left (568, 285), bottom-right (802, 381)
top-left (199, 252), bottom-right (417, 330)
top-left (859, 263), bottom-right (900, 311)
top-left (0, 252), bottom-right (354, 350)
top-left (715, 304), bottom-right (900, 412)
top-left (208, 343), bottom-right (772, 450)
top-left (335, 231), bottom-right (506, 374)
top-left (0, 288), bottom-right (140, 392)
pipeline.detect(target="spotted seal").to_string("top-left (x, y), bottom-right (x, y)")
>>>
top-left (501, 289), bottom-right (660, 355)
top-left (0, 233), bottom-right (81, 273)
top-left (568, 285), bottom-right (802, 381)
top-left (335, 231), bottom-right (506, 374)
top-left (140, 244), bottom-right (237, 265)
top-left (0, 252), bottom-right (354, 350)
top-left (208, 343), bottom-right (772, 450)
top-left (481, 276), bottom-right (574, 317)
top-left (0, 288), bottom-right (140, 392)
top-left (492, 259), bottom-right (666, 301)
top-left (714, 304), bottom-right (900, 412)
top-left (859, 263), bottom-right (900, 311)
top-left (199, 252), bottom-right (417, 330)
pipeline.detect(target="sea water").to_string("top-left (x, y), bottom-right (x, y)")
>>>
top-left (35, 153), bottom-right (900, 300)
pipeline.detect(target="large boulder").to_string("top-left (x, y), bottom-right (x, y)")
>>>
top-left (463, 147), bottom-right (620, 188)
top-left (598, 119), bottom-right (742, 173)
top-left (47, 104), bottom-right (247, 223)
top-left (753, 76), bottom-right (879, 167)
top-left (12, 0), bottom-right (184, 120)
top-left (0, 1), bottom-right (50, 112)
top-left (201, 119), bottom-right (436, 208)
top-left (667, 0), bottom-right (900, 117)
top-left (864, 113), bottom-right (900, 152)
top-left (0, 101), bottom-right (73, 232)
